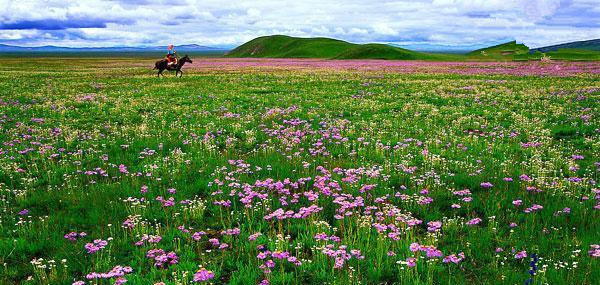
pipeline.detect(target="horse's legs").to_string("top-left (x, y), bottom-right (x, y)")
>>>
top-left (177, 70), bottom-right (183, 77)
top-left (157, 69), bottom-right (163, 77)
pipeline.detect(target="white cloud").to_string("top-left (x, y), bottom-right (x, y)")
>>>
top-left (0, 0), bottom-right (597, 48)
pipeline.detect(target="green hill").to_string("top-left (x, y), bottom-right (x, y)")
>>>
top-left (226, 35), bottom-right (599, 61)
top-left (225, 35), bottom-right (353, 58)
top-left (225, 35), bottom-right (454, 60)
top-left (335, 43), bottom-right (430, 60)
top-left (467, 41), bottom-right (530, 60)
top-left (543, 49), bottom-right (600, 61)
top-left (531, 39), bottom-right (599, 53)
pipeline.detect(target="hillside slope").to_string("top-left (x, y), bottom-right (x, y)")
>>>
top-left (466, 41), bottom-right (530, 60)
top-left (225, 35), bottom-right (448, 60)
top-left (530, 39), bottom-right (600, 53)
top-left (226, 35), bottom-right (355, 58)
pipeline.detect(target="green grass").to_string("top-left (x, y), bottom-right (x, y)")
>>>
top-left (0, 57), bottom-right (598, 285)
top-left (544, 49), bottom-right (600, 61)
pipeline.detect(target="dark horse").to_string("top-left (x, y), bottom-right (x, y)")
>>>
top-left (154, 55), bottom-right (193, 77)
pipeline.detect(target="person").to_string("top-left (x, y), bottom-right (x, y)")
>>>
top-left (166, 44), bottom-right (177, 66)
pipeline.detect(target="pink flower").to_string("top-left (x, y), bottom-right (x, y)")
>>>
top-left (193, 269), bottom-right (215, 282)
top-left (514, 250), bottom-right (527, 259)
top-left (409, 242), bottom-right (421, 252)
top-left (480, 182), bottom-right (493, 188)
top-left (589, 245), bottom-right (600, 258)
top-left (443, 252), bottom-right (465, 264)
top-left (466, 218), bottom-right (482, 226)
top-left (427, 221), bottom-right (442, 232)
top-left (84, 239), bottom-right (108, 254)
top-left (248, 232), bottom-right (262, 241)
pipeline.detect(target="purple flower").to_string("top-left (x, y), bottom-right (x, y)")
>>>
top-left (520, 174), bottom-right (532, 182)
top-left (466, 218), bottom-right (482, 226)
top-left (427, 221), bottom-right (442, 232)
top-left (18, 209), bottom-right (29, 215)
top-left (443, 252), bottom-right (465, 264)
top-left (248, 232), bottom-right (262, 241)
top-left (409, 242), bottom-right (421, 252)
top-left (589, 245), bottom-right (600, 258)
top-left (480, 182), bottom-right (494, 188)
top-left (515, 250), bottom-right (527, 259)
top-left (193, 269), bottom-right (215, 282)
top-left (84, 239), bottom-right (108, 254)
top-left (524, 204), bottom-right (543, 213)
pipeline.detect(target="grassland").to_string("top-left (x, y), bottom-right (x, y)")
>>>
top-left (0, 57), bottom-right (598, 285)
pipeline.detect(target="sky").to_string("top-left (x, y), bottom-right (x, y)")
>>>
top-left (0, 0), bottom-right (598, 50)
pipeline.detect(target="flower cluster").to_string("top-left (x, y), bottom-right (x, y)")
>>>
top-left (84, 239), bottom-right (108, 254)
top-left (146, 249), bottom-right (179, 268)
top-left (64, 231), bottom-right (87, 241)
top-left (193, 269), bottom-right (215, 282)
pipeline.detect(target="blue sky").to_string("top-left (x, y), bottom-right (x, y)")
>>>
top-left (0, 0), bottom-right (598, 50)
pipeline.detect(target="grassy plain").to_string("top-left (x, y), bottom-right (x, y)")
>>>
top-left (0, 57), bottom-right (598, 284)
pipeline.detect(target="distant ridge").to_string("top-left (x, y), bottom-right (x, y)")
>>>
top-left (0, 44), bottom-right (226, 52)
top-left (225, 35), bottom-right (448, 60)
top-left (530, 39), bottom-right (600, 53)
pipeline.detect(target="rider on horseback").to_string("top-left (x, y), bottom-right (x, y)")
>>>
top-left (166, 44), bottom-right (177, 66)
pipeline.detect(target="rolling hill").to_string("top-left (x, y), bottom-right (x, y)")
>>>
top-left (466, 41), bottom-right (530, 60)
top-left (225, 35), bottom-right (455, 60)
top-left (527, 39), bottom-right (600, 61)
top-left (530, 39), bottom-right (600, 53)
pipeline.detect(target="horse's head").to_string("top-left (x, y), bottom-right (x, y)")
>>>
top-left (182, 55), bottom-right (193, 64)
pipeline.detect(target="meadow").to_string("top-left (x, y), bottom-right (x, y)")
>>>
top-left (0, 57), bottom-right (598, 284)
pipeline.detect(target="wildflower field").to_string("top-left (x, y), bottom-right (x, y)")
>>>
top-left (0, 57), bottom-right (598, 285)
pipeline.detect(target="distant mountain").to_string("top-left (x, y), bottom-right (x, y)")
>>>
top-left (225, 35), bottom-right (453, 60)
top-left (530, 39), bottom-right (600, 53)
top-left (470, 40), bottom-right (600, 61)
top-left (0, 44), bottom-right (227, 52)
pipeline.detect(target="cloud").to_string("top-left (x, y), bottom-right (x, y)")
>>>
top-left (0, 0), bottom-right (597, 48)
top-left (0, 18), bottom-right (133, 30)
